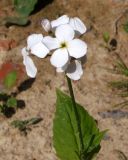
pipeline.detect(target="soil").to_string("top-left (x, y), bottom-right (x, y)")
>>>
top-left (0, 0), bottom-right (128, 160)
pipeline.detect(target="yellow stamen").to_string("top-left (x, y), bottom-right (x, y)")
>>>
top-left (60, 42), bottom-right (67, 48)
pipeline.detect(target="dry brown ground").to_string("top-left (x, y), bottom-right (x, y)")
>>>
top-left (0, 0), bottom-right (128, 160)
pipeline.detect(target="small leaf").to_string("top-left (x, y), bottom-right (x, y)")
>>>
top-left (4, 71), bottom-right (17, 88)
top-left (103, 32), bottom-right (110, 43)
top-left (14, 0), bottom-right (38, 17)
top-left (123, 22), bottom-right (128, 33)
top-left (53, 89), bottom-right (105, 160)
top-left (11, 120), bottom-right (26, 131)
top-left (27, 117), bottom-right (43, 125)
top-left (0, 104), bottom-right (3, 112)
top-left (7, 97), bottom-right (17, 108)
top-left (11, 117), bottom-right (42, 133)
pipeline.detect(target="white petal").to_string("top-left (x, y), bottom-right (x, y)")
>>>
top-left (43, 36), bottom-right (59, 50)
top-left (68, 39), bottom-right (87, 58)
top-left (22, 47), bottom-right (29, 57)
top-left (66, 60), bottom-right (83, 80)
top-left (23, 56), bottom-right (37, 78)
top-left (27, 34), bottom-right (43, 50)
top-left (55, 24), bottom-right (74, 42)
top-left (69, 17), bottom-right (87, 35)
top-left (51, 15), bottom-right (69, 28)
top-left (50, 48), bottom-right (69, 68)
top-left (31, 42), bottom-right (49, 58)
top-left (41, 19), bottom-right (51, 32)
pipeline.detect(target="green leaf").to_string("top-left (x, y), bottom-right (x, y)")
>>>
top-left (4, 71), bottom-right (17, 88)
top-left (116, 61), bottom-right (128, 77)
top-left (11, 117), bottom-right (43, 132)
top-left (7, 97), bottom-right (17, 108)
top-left (14, 0), bottom-right (38, 17)
top-left (53, 89), bottom-right (105, 160)
top-left (103, 32), bottom-right (110, 43)
top-left (11, 120), bottom-right (26, 131)
top-left (86, 130), bottom-right (107, 153)
top-left (0, 104), bottom-right (3, 112)
top-left (83, 146), bottom-right (101, 160)
top-left (4, 16), bottom-right (29, 26)
top-left (123, 22), bottom-right (128, 33)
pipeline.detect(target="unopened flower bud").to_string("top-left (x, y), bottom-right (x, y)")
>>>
top-left (41, 19), bottom-right (51, 32)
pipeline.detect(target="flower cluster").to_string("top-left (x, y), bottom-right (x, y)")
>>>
top-left (22, 15), bottom-right (87, 80)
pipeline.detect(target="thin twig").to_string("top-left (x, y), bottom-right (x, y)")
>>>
top-left (114, 9), bottom-right (128, 35)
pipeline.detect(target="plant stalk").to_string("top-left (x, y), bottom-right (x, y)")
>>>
top-left (66, 75), bottom-right (84, 158)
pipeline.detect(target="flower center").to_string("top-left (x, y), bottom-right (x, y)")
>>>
top-left (60, 42), bottom-right (67, 48)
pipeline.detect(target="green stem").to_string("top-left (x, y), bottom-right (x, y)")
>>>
top-left (66, 75), bottom-right (84, 158)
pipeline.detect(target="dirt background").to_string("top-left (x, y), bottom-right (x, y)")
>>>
top-left (0, 0), bottom-right (128, 160)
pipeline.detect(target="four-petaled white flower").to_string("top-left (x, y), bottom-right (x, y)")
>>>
top-left (43, 24), bottom-right (87, 69)
top-left (22, 15), bottom-right (87, 80)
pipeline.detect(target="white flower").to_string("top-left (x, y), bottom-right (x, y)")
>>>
top-left (22, 15), bottom-right (87, 80)
top-left (27, 34), bottom-right (49, 58)
top-left (43, 24), bottom-right (87, 68)
top-left (22, 47), bottom-right (37, 78)
top-left (41, 19), bottom-right (51, 32)
top-left (57, 60), bottom-right (83, 80)
top-left (51, 15), bottom-right (87, 35)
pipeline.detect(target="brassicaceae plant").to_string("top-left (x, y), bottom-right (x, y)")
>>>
top-left (21, 15), bottom-right (106, 160)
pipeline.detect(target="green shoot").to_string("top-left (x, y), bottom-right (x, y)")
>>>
top-left (11, 117), bottom-right (43, 134)
top-left (109, 53), bottom-right (128, 107)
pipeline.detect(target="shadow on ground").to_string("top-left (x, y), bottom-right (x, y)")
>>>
top-left (32, 0), bottom-right (54, 14)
